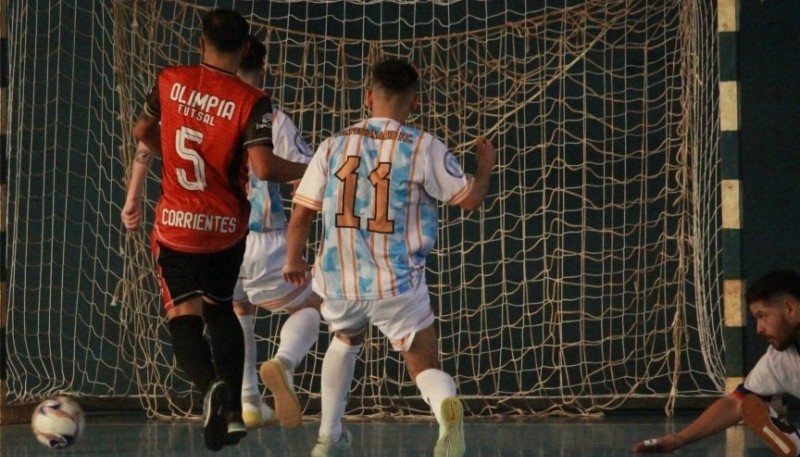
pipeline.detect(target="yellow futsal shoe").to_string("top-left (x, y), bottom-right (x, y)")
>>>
top-left (434, 397), bottom-right (465, 457)
top-left (259, 358), bottom-right (302, 428)
top-left (241, 400), bottom-right (277, 429)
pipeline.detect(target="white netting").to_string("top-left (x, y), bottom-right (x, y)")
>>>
top-left (4, 0), bottom-right (722, 418)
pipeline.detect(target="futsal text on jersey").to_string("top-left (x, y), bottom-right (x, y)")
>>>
top-left (170, 83), bottom-right (236, 126)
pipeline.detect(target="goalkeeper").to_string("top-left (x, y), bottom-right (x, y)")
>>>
top-left (633, 269), bottom-right (800, 457)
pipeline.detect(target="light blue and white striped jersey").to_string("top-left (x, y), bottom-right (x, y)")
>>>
top-left (248, 108), bottom-right (313, 232)
top-left (294, 118), bottom-right (474, 300)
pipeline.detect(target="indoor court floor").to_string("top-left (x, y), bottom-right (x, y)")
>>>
top-left (0, 411), bottom-right (782, 456)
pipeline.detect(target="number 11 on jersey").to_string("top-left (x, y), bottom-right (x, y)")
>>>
top-left (335, 155), bottom-right (394, 234)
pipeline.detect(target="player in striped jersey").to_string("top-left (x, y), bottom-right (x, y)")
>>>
top-left (634, 270), bottom-right (800, 456)
top-left (233, 36), bottom-right (322, 430)
top-left (283, 58), bottom-right (496, 457)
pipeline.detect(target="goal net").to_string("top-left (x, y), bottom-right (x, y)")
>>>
top-left (3, 0), bottom-right (722, 419)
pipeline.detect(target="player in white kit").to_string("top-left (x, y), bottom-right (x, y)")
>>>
top-left (233, 36), bottom-right (322, 429)
top-left (634, 269), bottom-right (800, 457)
top-left (283, 58), bottom-right (496, 457)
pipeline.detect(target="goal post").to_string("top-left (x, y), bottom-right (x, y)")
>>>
top-left (2, 0), bottom-right (723, 422)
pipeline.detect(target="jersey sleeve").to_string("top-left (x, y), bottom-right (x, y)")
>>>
top-left (743, 348), bottom-right (787, 397)
top-left (423, 137), bottom-right (473, 205)
top-left (271, 109), bottom-right (313, 164)
top-left (242, 96), bottom-right (275, 148)
top-left (292, 140), bottom-right (329, 211)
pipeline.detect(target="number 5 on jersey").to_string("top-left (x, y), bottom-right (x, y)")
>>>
top-left (175, 126), bottom-right (207, 191)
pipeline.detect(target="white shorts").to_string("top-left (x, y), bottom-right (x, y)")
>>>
top-left (233, 230), bottom-right (313, 312)
top-left (321, 280), bottom-right (435, 352)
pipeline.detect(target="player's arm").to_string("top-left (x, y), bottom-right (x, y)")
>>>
top-left (245, 97), bottom-right (309, 182)
top-left (132, 83), bottom-right (162, 155)
top-left (283, 203), bottom-right (317, 286)
top-left (456, 136), bottom-right (496, 211)
top-left (632, 392), bottom-right (743, 453)
top-left (132, 115), bottom-right (160, 155)
top-left (121, 141), bottom-right (159, 231)
top-left (248, 144), bottom-right (308, 182)
top-left (283, 141), bottom-right (327, 286)
top-left (126, 82), bottom-right (163, 232)
top-left (270, 110), bottom-right (313, 194)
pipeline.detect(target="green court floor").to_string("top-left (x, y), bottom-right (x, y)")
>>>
top-left (0, 412), bottom-right (783, 456)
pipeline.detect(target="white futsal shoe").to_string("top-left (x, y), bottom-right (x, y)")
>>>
top-left (311, 429), bottom-right (352, 457)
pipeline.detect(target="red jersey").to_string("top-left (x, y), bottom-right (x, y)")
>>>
top-left (143, 63), bottom-right (273, 253)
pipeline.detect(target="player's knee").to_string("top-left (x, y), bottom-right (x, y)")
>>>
top-left (202, 299), bottom-right (235, 322)
top-left (335, 327), bottom-right (366, 346)
top-left (165, 295), bottom-right (204, 320)
top-left (232, 300), bottom-right (254, 316)
top-left (290, 293), bottom-right (322, 313)
top-left (307, 293), bottom-right (323, 310)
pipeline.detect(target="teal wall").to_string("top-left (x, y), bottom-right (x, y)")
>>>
top-left (740, 1), bottom-right (800, 371)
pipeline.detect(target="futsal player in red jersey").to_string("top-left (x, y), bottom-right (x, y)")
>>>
top-left (123, 8), bottom-right (306, 452)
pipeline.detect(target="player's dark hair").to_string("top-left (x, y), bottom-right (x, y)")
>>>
top-left (240, 35), bottom-right (266, 73)
top-left (201, 9), bottom-right (249, 53)
top-left (371, 59), bottom-right (419, 95)
top-left (746, 269), bottom-right (800, 304)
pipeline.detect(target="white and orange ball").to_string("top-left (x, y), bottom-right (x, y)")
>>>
top-left (31, 396), bottom-right (85, 449)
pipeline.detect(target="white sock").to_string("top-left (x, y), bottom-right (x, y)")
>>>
top-left (319, 337), bottom-right (361, 441)
top-left (415, 368), bottom-right (456, 438)
top-left (275, 307), bottom-right (321, 372)
top-left (237, 314), bottom-right (260, 402)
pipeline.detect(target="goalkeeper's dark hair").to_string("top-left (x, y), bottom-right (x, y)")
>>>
top-left (371, 59), bottom-right (419, 95)
top-left (746, 269), bottom-right (800, 305)
top-left (201, 9), bottom-right (249, 53)
top-left (240, 36), bottom-right (266, 73)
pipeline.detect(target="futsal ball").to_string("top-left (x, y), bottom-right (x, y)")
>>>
top-left (31, 396), bottom-right (85, 449)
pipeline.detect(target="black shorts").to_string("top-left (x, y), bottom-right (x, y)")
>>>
top-left (153, 238), bottom-right (246, 311)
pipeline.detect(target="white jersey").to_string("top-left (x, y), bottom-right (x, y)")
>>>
top-left (742, 342), bottom-right (800, 398)
top-left (293, 117), bottom-right (474, 300)
top-left (247, 108), bottom-right (313, 232)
